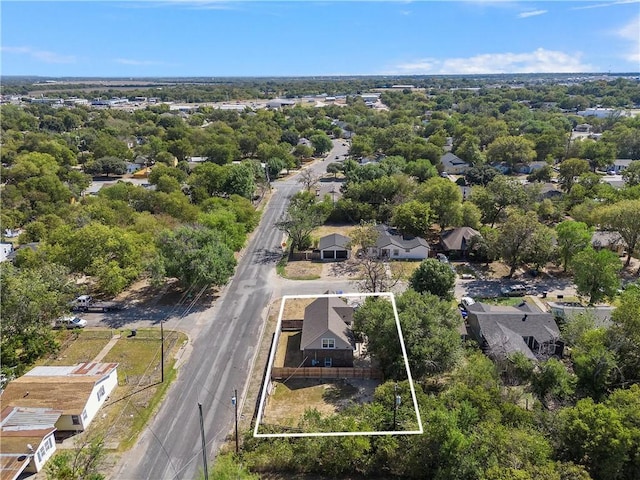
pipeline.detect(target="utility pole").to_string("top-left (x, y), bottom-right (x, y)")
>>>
top-left (232, 390), bottom-right (239, 454)
top-left (393, 383), bottom-right (401, 430)
top-left (198, 403), bottom-right (209, 480)
top-left (160, 320), bottom-right (164, 383)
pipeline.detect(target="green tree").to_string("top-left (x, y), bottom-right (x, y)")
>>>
top-left (415, 177), bottom-right (462, 230)
top-left (622, 161), bottom-right (640, 186)
top-left (46, 435), bottom-right (106, 480)
top-left (558, 158), bottom-right (590, 192)
top-left (579, 138), bottom-right (616, 172)
top-left (556, 221), bottom-right (593, 272)
top-left (459, 202), bottom-right (482, 230)
top-left (325, 162), bottom-right (342, 179)
top-left (391, 200), bottom-right (431, 238)
top-left (486, 135), bottom-right (536, 168)
top-left (597, 199), bottom-right (640, 267)
top-left (609, 284), bottom-right (640, 387)
top-left (276, 192), bottom-right (330, 252)
top-left (470, 175), bottom-right (527, 227)
top-left (85, 156), bottom-right (127, 177)
top-left (405, 159), bottom-right (438, 182)
top-left (309, 133), bottom-right (332, 156)
top-left (409, 259), bottom-right (456, 300)
top-left (572, 247), bottom-right (621, 303)
top-left (530, 358), bottom-right (576, 409)
top-left (353, 290), bottom-right (462, 379)
top-left (155, 226), bottom-right (236, 288)
top-left (1, 262), bottom-right (76, 376)
top-left (497, 210), bottom-right (544, 278)
top-left (204, 453), bottom-right (259, 480)
top-left (557, 398), bottom-right (632, 480)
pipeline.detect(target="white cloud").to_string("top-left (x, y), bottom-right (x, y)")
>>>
top-left (571, 0), bottom-right (639, 10)
top-left (518, 9), bottom-right (547, 18)
top-left (386, 48), bottom-right (592, 75)
top-left (1, 46), bottom-right (76, 64)
top-left (614, 15), bottom-right (640, 64)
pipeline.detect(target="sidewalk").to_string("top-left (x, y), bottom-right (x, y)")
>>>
top-left (93, 334), bottom-right (121, 362)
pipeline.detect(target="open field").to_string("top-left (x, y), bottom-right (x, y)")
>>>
top-left (388, 260), bottom-right (422, 280)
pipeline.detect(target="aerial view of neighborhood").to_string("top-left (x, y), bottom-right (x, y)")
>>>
top-left (1, 1), bottom-right (639, 480)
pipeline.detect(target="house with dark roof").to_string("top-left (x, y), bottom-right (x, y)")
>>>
top-left (466, 302), bottom-right (562, 361)
top-left (318, 233), bottom-right (351, 260)
top-left (300, 297), bottom-right (354, 368)
top-left (368, 224), bottom-right (429, 260)
top-left (0, 406), bottom-right (60, 480)
top-left (591, 231), bottom-right (626, 256)
top-left (440, 152), bottom-right (470, 174)
top-left (1, 362), bottom-right (118, 432)
top-left (439, 227), bottom-right (481, 259)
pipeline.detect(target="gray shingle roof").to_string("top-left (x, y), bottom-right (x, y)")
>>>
top-left (467, 302), bottom-right (560, 358)
top-left (318, 233), bottom-right (350, 250)
top-left (440, 227), bottom-right (481, 252)
top-left (300, 297), bottom-right (354, 350)
top-left (440, 152), bottom-right (469, 170)
top-left (374, 224), bottom-right (428, 250)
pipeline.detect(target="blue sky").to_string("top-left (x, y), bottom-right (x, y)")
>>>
top-left (1, 1), bottom-right (639, 77)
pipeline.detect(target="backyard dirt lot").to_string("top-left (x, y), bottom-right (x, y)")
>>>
top-left (260, 378), bottom-right (379, 430)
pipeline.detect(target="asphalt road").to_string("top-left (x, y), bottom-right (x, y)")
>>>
top-left (111, 141), bottom-right (348, 480)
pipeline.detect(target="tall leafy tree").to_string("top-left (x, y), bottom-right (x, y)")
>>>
top-left (572, 247), bottom-right (621, 303)
top-left (409, 259), bottom-right (456, 300)
top-left (276, 191), bottom-right (330, 252)
top-left (155, 226), bottom-right (236, 288)
top-left (497, 209), bottom-right (545, 278)
top-left (415, 177), bottom-right (461, 230)
top-left (470, 175), bottom-right (527, 227)
top-left (597, 199), bottom-right (640, 267)
top-left (485, 135), bottom-right (536, 167)
top-left (556, 220), bottom-right (594, 272)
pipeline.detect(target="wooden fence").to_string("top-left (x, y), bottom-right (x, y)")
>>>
top-left (271, 367), bottom-right (383, 380)
top-left (281, 320), bottom-right (303, 330)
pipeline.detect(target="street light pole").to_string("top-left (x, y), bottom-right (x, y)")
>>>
top-left (232, 390), bottom-right (239, 454)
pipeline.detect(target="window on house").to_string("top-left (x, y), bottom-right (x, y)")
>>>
top-left (405, 248), bottom-right (411, 253)
top-left (82, 409), bottom-right (88, 420)
top-left (324, 357), bottom-right (333, 367)
top-left (393, 249), bottom-right (399, 256)
top-left (322, 338), bottom-right (335, 349)
top-left (71, 415), bottom-right (80, 425)
top-left (37, 450), bottom-right (43, 463)
top-left (97, 384), bottom-right (106, 401)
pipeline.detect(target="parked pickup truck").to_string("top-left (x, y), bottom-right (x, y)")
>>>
top-left (71, 295), bottom-right (124, 312)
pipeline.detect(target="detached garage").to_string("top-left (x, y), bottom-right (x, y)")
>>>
top-left (318, 234), bottom-right (351, 261)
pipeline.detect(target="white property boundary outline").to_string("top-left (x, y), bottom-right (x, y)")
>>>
top-left (253, 292), bottom-right (424, 438)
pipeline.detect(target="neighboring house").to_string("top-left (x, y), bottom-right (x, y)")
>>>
top-left (318, 233), bottom-right (351, 260)
top-left (368, 224), bottom-right (430, 260)
top-left (1, 362), bottom-right (118, 432)
top-left (0, 406), bottom-right (60, 480)
top-left (0, 242), bottom-right (13, 262)
top-left (297, 137), bottom-right (312, 147)
top-left (439, 227), bottom-right (481, 259)
top-left (300, 297), bottom-right (354, 367)
top-left (440, 152), bottom-right (470, 174)
top-left (515, 161), bottom-right (548, 174)
top-left (609, 159), bottom-right (635, 174)
top-left (5, 242), bottom-right (39, 263)
top-left (548, 302), bottom-right (615, 328)
top-left (537, 183), bottom-right (563, 200)
top-left (491, 162), bottom-right (511, 174)
top-left (574, 123), bottom-right (592, 133)
top-left (466, 302), bottom-right (562, 361)
top-left (125, 161), bottom-right (142, 174)
top-left (591, 231), bottom-right (626, 255)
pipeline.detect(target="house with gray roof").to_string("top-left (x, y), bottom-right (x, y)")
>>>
top-left (466, 302), bottom-right (562, 361)
top-left (300, 297), bottom-right (354, 368)
top-left (368, 224), bottom-right (429, 260)
top-left (439, 227), bottom-right (481, 259)
top-left (318, 233), bottom-right (350, 260)
top-left (591, 231), bottom-right (626, 256)
top-left (440, 152), bottom-right (470, 174)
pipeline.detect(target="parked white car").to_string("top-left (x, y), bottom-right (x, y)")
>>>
top-left (55, 316), bottom-right (87, 329)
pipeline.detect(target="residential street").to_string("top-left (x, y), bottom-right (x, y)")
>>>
top-left (111, 142), bottom-right (350, 480)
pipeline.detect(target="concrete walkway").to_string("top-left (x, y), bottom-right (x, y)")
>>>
top-left (93, 334), bottom-right (121, 362)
